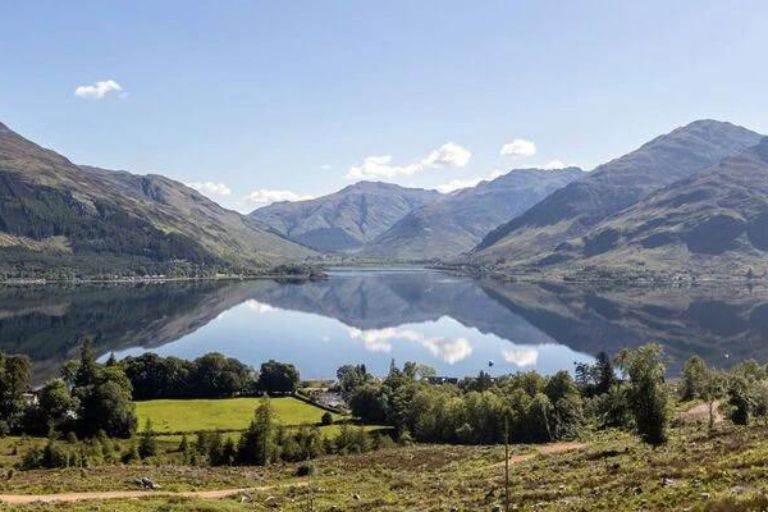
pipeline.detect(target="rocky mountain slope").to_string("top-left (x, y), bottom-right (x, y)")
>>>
top-left (362, 168), bottom-right (583, 260)
top-left (0, 121), bottom-right (314, 278)
top-left (248, 181), bottom-right (441, 253)
top-left (473, 120), bottom-right (764, 267)
top-left (544, 137), bottom-right (768, 277)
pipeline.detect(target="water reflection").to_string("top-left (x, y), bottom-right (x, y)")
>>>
top-left (1, 270), bottom-right (767, 382)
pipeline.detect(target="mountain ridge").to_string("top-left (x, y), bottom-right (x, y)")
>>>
top-left (473, 120), bottom-right (764, 267)
top-left (248, 180), bottom-right (441, 253)
top-left (540, 137), bottom-right (768, 277)
top-left (362, 167), bottom-right (584, 260)
top-left (0, 121), bottom-right (315, 278)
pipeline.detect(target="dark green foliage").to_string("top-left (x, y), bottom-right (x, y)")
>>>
top-left (138, 420), bottom-right (157, 459)
top-left (122, 352), bottom-right (257, 399)
top-left (71, 341), bottom-right (137, 438)
top-left (575, 351), bottom-right (616, 397)
top-left (26, 378), bottom-right (78, 435)
top-left (0, 353), bottom-right (31, 434)
top-left (617, 344), bottom-right (669, 446)
top-left (321, 412), bottom-right (334, 426)
top-left (349, 383), bottom-right (388, 424)
top-left (237, 398), bottom-right (277, 466)
top-left (680, 355), bottom-right (708, 401)
top-left (336, 364), bottom-right (372, 398)
top-left (727, 375), bottom-right (754, 425)
top-left (257, 360), bottom-right (300, 393)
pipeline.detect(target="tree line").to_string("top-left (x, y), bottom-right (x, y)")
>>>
top-left (0, 342), bottom-right (301, 440)
top-left (121, 352), bottom-right (300, 400)
top-left (342, 345), bottom-right (768, 447)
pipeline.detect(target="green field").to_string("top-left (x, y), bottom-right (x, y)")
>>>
top-left (135, 397), bottom-right (342, 433)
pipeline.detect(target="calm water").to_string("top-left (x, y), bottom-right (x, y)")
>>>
top-left (2, 269), bottom-right (768, 383)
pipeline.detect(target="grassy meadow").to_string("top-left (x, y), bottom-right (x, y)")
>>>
top-left (135, 397), bottom-right (342, 433)
top-left (4, 421), bottom-right (768, 510)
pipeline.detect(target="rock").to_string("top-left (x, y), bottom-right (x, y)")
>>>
top-left (137, 477), bottom-right (159, 490)
top-left (661, 477), bottom-right (675, 487)
top-left (730, 486), bottom-right (748, 495)
top-left (700, 492), bottom-right (711, 500)
top-left (264, 496), bottom-right (279, 508)
top-left (450, 507), bottom-right (459, 512)
top-left (353, 493), bottom-right (361, 500)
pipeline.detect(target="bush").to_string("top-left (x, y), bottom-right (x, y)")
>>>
top-left (321, 412), bottom-right (334, 426)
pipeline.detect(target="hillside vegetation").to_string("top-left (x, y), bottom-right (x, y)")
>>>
top-left (0, 122), bottom-right (314, 279)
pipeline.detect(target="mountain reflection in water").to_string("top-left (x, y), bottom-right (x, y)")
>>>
top-left (1, 270), bottom-right (767, 383)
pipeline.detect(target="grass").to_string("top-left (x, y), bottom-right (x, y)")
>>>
top-left (135, 397), bottom-right (342, 434)
top-left (7, 423), bottom-right (768, 510)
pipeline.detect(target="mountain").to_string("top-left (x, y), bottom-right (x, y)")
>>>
top-left (545, 137), bottom-right (768, 277)
top-left (473, 120), bottom-right (764, 266)
top-left (362, 168), bottom-right (584, 260)
top-left (0, 121), bottom-right (314, 277)
top-left (248, 181), bottom-right (441, 253)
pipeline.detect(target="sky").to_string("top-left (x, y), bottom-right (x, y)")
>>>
top-left (2, 0), bottom-right (768, 212)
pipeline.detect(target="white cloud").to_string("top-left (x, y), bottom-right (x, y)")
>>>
top-left (422, 142), bottom-right (472, 168)
top-left (346, 142), bottom-right (471, 180)
top-left (74, 79), bottom-right (124, 99)
top-left (436, 169), bottom-right (505, 193)
top-left (246, 189), bottom-right (315, 206)
top-left (502, 347), bottom-right (539, 367)
top-left (188, 181), bottom-right (232, 197)
top-left (540, 159), bottom-right (577, 170)
top-left (348, 327), bottom-right (473, 364)
top-left (500, 138), bottom-right (537, 158)
top-left (244, 300), bottom-right (277, 314)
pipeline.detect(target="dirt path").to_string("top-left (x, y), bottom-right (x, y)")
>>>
top-left (0, 483), bottom-right (304, 504)
top-left (492, 441), bottom-right (587, 468)
top-left (679, 401), bottom-right (723, 424)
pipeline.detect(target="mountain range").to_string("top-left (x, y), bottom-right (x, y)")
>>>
top-left (472, 120), bottom-right (768, 279)
top-left (248, 181), bottom-right (441, 253)
top-left (249, 168), bottom-right (585, 259)
top-left (360, 167), bottom-right (583, 260)
top-left (3, 118), bottom-right (768, 280)
top-left (544, 137), bottom-right (768, 276)
top-left (0, 121), bottom-right (314, 278)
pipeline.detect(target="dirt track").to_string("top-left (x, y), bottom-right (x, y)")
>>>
top-left (491, 441), bottom-right (588, 467)
top-left (0, 483), bottom-right (302, 504)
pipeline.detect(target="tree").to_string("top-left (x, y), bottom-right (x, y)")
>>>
top-left (72, 343), bottom-right (137, 438)
top-left (336, 364), bottom-right (372, 398)
top-left (237, 398), bottom-right (277, 465)
top-left (680, 355), bottom-right (708, 401)
top-left (0, 353), bottom-right (31, 434)
top-left (74, 338), bottom-right (98, 388)
top-left (349, 384), bottom-right (387, 424)
top-left (701, 368), bottom-right (725, 430)
top-left (138, 419), bottom-right (158, 459)
top-left (257, 360), bottom-right (300, 393)
top-left (574, 351), bottom-right (615, 397)
top-left (193, 353), bottom-right (255, 397)
top-left (617, 344), bottom-right (669, 446)
top-left (37, 379), bottom-right (78, 433)
top-left (727, 374), bottom-right (753, 425)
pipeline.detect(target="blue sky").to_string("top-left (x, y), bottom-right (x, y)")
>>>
top-left (2, 0), bottom-right (768, 212)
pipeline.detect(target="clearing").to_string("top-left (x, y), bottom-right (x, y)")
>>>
top-left (135, 397), bottom-right (341, 433)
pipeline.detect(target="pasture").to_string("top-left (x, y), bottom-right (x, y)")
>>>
top-left (135, 397), bottom-right (341, 433)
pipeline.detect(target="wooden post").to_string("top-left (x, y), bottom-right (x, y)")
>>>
top-left (504, 416), bottom-right (510, 512)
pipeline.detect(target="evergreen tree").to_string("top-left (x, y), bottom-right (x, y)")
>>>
top-left (617, 344), bottom-right (669, 446)
top-left (138, 419), bottom-right (158, 459)
top-left (237, 398), bottom-right (277, 465)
